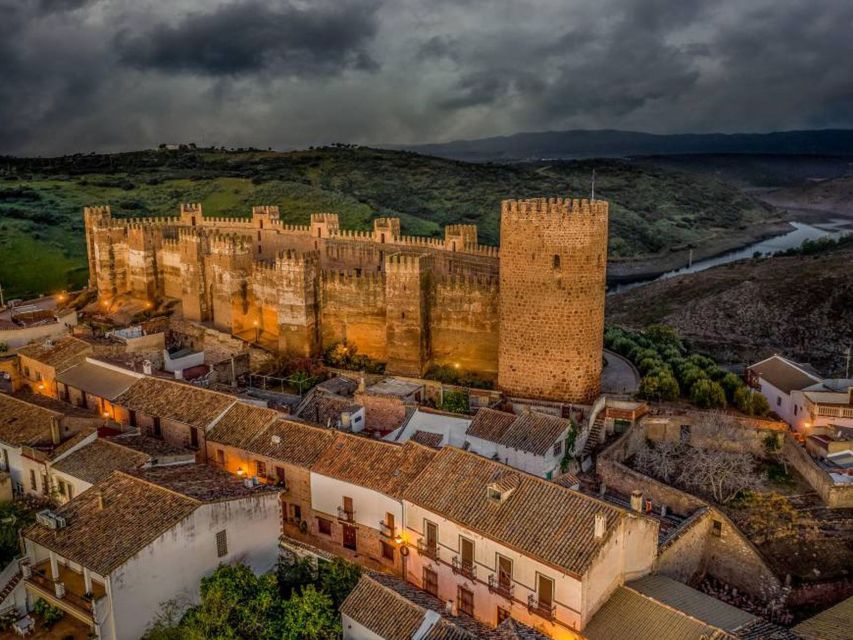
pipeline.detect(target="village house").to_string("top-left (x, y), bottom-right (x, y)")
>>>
top-left (464, 408), bottom-right (573, 479)
top-left (583, 574), bottom-right (796, 640)
top-left (53, 358), bottom-right (142, 420)
top-left (16, 336), bottom-right (93, 399)
top-left (48, 434), bottom-right (195, 504)
top-left (385, 406), bottom-right (472, 449)
top-left (110, 376), bottom-right (237, 456)
top-left (795, 378), bottom-right (853, 433)
top-left (0, 392), bottom-right (101, 497)
top-left (401, 447), bottom-right (659, 639)
top-left (22, 465), bottom-right (281, 640)
top-left (341, 571), bottom-right (549, 640)
top-left (204, 402), bottom-right (336, 539)
top-left (306, 434), bottom-right (436, 575)
top-left (747, 355), bottom-right (822, 427)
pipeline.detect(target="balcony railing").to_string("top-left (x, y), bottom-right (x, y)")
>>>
top-left (24, 561), bottom-right (106, 622)
top-left (417, 538), bottom-right (439, 561)
top-left (488, 574), bottom-right (513, 600)
top-left (379, 521), bottom-right (396, 539)
top-left (451, 556), bottom-right (476, 580)
top-left (527, 594), bottom-right (556, 620)
top-left (337, 506), bottom-right (355, 523)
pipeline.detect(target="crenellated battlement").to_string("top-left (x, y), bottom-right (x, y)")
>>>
top-left (85, 196), bottom-right (607, 400)
top-left (385, 252), bottom-right (431, 274)
top-left (275, 248), bottom-right (320, 269)
top-left (252, 205), bottom-right (280, 219)
top-left (501, 197), bottom-right (609, 219)
top-left (437, 272), bottom-right (499, 291)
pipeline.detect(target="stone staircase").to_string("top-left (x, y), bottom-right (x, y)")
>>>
top-left (581, 415), bottom-right (605, 458)
top-left (0, 572), bottom-right (21, 604)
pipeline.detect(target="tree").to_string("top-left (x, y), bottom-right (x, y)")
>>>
top-left (439, 389), bottom-right (469, 414)
top-left (638, 371), bottom-right (680, 402)
top-left (689, 379), bottom-right (726, 409)
top-left (734, 386), bottom-right (770, 416)
top-left (720, 372), bottom-right (743, 400)
top-left (678, 447), bottom-right (759, 504)
top-left (277, 556), bottom-right (316, 600)
top-left (278, 586), bottom-right (340, 640)
top-left (634, 441), bottom-right (683, 483)
top-left (317, 557), bottom-right (362, 608)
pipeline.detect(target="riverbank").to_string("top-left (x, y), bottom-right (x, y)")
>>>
top-left (606, 217), bottom-right (792, 284)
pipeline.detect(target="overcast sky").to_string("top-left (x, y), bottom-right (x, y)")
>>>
top-left (3, 0), bottom-right (853, 155)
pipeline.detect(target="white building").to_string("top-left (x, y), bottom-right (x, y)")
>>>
top-left (0, 392), bottom-right (101, 497)
top-left (401, 447), bottom-right (659, 638)
top-left (341, 572), bottom-right (548, 640)
top-left (464, 408), bottom-right (572, 479)
top-left (384, 407), bottom-right (472, 448)
top-left (23, 465), bottom-right (281, 640)
top-left (307, 434), bottom-right (435, 574)
top-left (747, 355), bottom-right (822, 427)
top-left (794, 378), bottom-right (853, 432)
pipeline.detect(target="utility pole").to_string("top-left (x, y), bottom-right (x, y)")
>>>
top-left (845, 346), bottom-right (851, 379)
top-left (0, 281), bottom-right (4, 308)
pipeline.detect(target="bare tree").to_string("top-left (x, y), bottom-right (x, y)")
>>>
top-left (634, 441), bottom-right (684, 483)
top-left (678, 447), bottom-right (760, 504)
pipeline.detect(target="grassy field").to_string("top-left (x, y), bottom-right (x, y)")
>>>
top-left (0, 146), bottom-right (771, 299)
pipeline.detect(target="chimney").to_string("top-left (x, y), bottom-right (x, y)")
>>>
top-left (142, 360), bottom-right (153, 375)
top-left (357, 373), bottom-right (366, 394)
top-left (630, 490), bottom-right (644, 513)
top-left (49, 417), bottom-right (61, 446)
top-left (95, 491), bottom-right (105, 510)
top-left (594, 513), bottom-right (606, 541)
top-left (445, 600), bottom-right (456, 616)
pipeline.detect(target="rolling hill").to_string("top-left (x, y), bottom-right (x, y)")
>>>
top-left (396, 129), bottom-right (853, 163)
top-left (0, 146), bottom-right (772, 299)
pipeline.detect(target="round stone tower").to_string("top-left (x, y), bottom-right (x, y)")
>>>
top-left (497, 197), bottom-right (609, 404)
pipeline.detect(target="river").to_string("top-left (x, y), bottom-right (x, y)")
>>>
top-left (608, 218), bottom-right (851, 294)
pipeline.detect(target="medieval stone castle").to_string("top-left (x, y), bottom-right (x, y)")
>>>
top-left (84, 197), bottom-right (608, 403)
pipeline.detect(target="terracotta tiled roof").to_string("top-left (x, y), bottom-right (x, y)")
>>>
top-left (584, 584), bottom-right (731, 640)
top-left (52, 439), bottom-right (149, 484)
top-left (114, 377), bottom-right (236, 429)
top-left (17, 336), bottom-right (92, 372)
top-left (0, 393), bottom-right (62, 447)
top-left (297, 392), bottom-right (361, 427)
top-left (313, 435), bottom-right (435, 497)
top-left (794, 595), bottom-right (853, 640)
top-left (107, 433), bottom-right (194, 460)
top-left (25, 471), bottom-right (199, 575)
top-left (126, 464), bottom-right (280, 502)
top-left (585, 575), bottom-right (799, 640)
top-left (465, 408), bottom-right (516, 442)
top-left (341, 573), bottom-right (547, 640)
top-left (208, 410), bottom-right (336, 468)
top-left (402, 447), bottom-right (627, 576)
top-left (498, 412), bottom-right (570, 455)
top-left (212, 402), bottom-right (279, 436)
top-left (411, 430), bottom-right (443, 448)
top-left (47, 428), bottom-right (97, 460)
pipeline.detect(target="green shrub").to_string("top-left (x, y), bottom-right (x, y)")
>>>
top-left (638, 371), bottom-right (680, 402)
top-left (33, 600), bottom-right (64, 629)
top-left (690, 379), bottom-right (727, 409)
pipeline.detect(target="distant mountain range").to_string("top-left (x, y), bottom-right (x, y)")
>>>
top-left (392, 129), bottom-right (853, 162)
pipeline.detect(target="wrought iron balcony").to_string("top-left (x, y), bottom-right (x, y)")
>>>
top-left (378, 521), bottom-right (396, 539)
top-left (417, 538), bottom-right (439, 561)
top-left (451, 556), bottom-right (476, 580)
top-left (337, 506), bottom-right (355, 523)
top-left (488, 574), bottom-right (513, 600)
top-left (527, 594), bottom-right (556, 620)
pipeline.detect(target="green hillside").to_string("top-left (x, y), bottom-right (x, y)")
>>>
top-left (0, 146), bottom-right (770, 299)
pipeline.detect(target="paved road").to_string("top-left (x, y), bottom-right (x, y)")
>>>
top-left (601, 349), bottom-right (640, 396)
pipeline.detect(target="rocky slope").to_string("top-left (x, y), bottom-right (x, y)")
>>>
top-left (606, 245), bottom-right (853, 375)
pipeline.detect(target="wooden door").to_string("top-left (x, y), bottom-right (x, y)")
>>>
top-left (343, 524), bottom-right (357, 551)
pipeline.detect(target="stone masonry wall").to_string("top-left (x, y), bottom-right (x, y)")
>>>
top-left (497, 198), bottom-right (608, 403)
top-left (86, 199), bottom-right (607, 403)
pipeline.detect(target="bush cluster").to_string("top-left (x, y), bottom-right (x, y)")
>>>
top-left (606, 324), bottom-right (769, 415)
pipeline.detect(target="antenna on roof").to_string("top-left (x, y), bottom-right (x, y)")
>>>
top-left (590, 168), bottom-right (596, 201)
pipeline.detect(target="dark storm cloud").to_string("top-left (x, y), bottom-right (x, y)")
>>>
top-left (2, 0), bottom-right (853, 155)
top-left (115, 0), bottom-right (381, 76)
